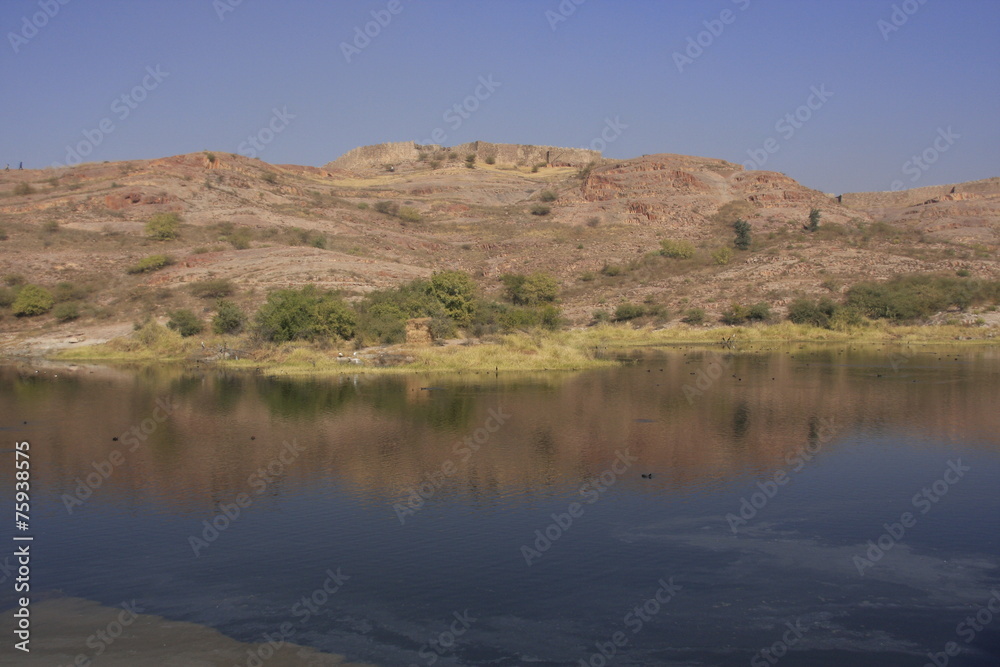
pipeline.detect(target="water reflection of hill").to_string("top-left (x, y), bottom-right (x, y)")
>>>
top-left (2, 346), bottom-right (998, 511)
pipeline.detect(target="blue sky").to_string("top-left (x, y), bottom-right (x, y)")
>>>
top-left (2, 0), bottom-right (997, 193)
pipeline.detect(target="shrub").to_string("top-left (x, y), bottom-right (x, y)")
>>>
top-left (660, 239), bottom-right (695, 259)
top-left (205, 152), bottom-right (216, 163)
top-left (145, 212), bottom-right (180, 241)
top-left (42, 220), bottom-right (59, 233)
top-left (53, 302), bottom-right (80, 322)
top-left (12, 285), bottom-right (55, 316)
top-left (374, 200), bottom-right (399, 216)
top-left (127, 254), bottom-right (174, 274)
top-left (0, 287), bottom-right (15, 308)
top-left (398, 206), bottom-right (422, 222)
top-left (484, 156), bottom-right (496, 165)
top-left (189, 279), bottom-right (235, 299)
top-left (682, 308), bottom-right (705, 325)
top-left (720, 303), bottom-right (749, 325)
top-left (586, 217), bottom-right (600, 228)
top-left (733, 219), bottom-right (752, 250)
top-left (465, 154), bottom-right (476, 169)
top-left (580, 271), bottom-right (595, 282)
top-left (356, 202), bottom-right (369, 210)
top-left (592, 309), bottom-right (611, 323)
top-left (3, 274), bottom-right (25, 286)
top-left (539, 190), bottom-right (557, 202)
top-left (254, 286), bottom-right (356, 342)
top-left (845, 274), bottom-right (1000, 321)
top-left (787, 297), bottom-right (839, 328)
top-left (712, 247), bottom-right (734, 265)
top-left (212, 299), bottom-right (246, 334)
top-left (530, 204), bottom-right (551, 216)
top-left (14, 183), bottom-right (34, 196)
top-left (54, 281), bottom-right (89, 302)
top-left (429, 160), bottom-right (442, 170)
top-left (747, 302), bottom-right (771, 321)
top-left (167, 309), bottom-right (203, 337)
top-left (601, 264), bottom-right (623, 277)
top-left (0, 227), bottom-right (7, 241)
top-left (261, 171), bottom-right (278, 184)
top-left (501, 272), bottom-right (559, 306)
top-left (956, 269), bottom-right (971, 278)
top-left (613, 302), bottom-right (645, 322)
top-left (427, 270), bottom-right (477, 325)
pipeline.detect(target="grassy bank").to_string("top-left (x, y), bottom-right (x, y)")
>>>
top-left (50, 320), bottom-right (997, 375)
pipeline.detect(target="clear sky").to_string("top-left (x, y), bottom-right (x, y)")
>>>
top-left (2, 0), bottom-right (997, 194)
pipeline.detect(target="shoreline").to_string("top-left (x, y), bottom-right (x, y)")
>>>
top-left (23, 322), bottom-right (998, 376)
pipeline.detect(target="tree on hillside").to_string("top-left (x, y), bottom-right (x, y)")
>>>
top-left (426, 270), bottom-right (477, 325)
top-left (807, 208), bottom-right (821, 232)
top-left (733, 219), bottom-right (752, 250)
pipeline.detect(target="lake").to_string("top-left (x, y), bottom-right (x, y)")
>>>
top-left (1, 344), bottom-right (999, 666)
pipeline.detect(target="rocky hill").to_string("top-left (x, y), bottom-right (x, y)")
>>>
top-left (0, 142), bottom-right (997, 350)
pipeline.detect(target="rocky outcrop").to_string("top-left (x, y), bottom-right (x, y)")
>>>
top-left (326, 140), bottom-right (601, 171)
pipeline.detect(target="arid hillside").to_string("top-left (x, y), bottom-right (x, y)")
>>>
top-left (0, 141), bottom-right (997, 350)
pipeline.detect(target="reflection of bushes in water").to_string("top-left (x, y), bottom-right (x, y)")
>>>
top-left (256, 376), bottom-right (360, 420)
top-left (732, 402), bottom-right (751, 440)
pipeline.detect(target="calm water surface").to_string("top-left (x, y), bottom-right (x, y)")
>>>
top-left (1, 345), bottom-right (999, 666)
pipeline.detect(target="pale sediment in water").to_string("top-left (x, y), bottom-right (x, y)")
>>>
top-left (2, 596), bottom-right (373, 666)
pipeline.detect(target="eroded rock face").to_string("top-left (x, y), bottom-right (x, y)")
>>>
top-left (326, 140), bottom-right (601, 171)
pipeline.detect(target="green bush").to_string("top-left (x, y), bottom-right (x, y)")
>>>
top-left (127, 254), bottom-right (175, 274)
top-left (465, 154), bottom-right (476, 169)
top-left (14, 183), bottom-right (34, 196)
top-left (539, 190), bottom-right (557, 202)
top-left (682, 308), bottom-right (705, 325)
top-left (787, 297), bottom-right (840, 328)
top-left (13, 285), bottom-right (55, 316)
top-left (145, 212), bottom-right (181, 241)
top-left (747, 302), bottom-right (771, 321)
top-left (613, 302), bottom-right (645, 322)
top-left (721, 302), bottom-right (769, 325)
top-left (501, 272), bottom-right (559, 306)
top-left (189, 279), bottom-right (235, 299)
top-left (592, 309), bottom-right (610, 323)
top-left (261, 171), bottom-right (278, 184)
top-left (484, 156), bottom-right (496, 165)
top-left (427, 270), bottom-right (477, 325)
top-left (712, 247), bottom-right (734, 265)
top-left (53, 281), bottom-right (89, 302)
top-left (254, 286), bottom-right (355, 342)
top-left (847, 274), bottom-right (1000, 321)
top-left (0, 287), bottom-right (15, 308)
top-left (53, 302), bottom-right (80, 322)
top-left (601, 264), bottom-right (623, 277)
top-left (530, 204), bottom-right (551, 216)
top-left (167, 309), bottom-right (203, 337)
top-left (212, 299), bottom-right (246, 334)
top-left (660, 239), bottom-right (695, 259)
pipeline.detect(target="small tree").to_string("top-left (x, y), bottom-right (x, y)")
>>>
top-left (501, 272), bottom-right (559, 305)
top-left (167, 309), bottom-right (203, 337)
top-left (733, 219), bottom-right (752, 250)
top-left (427, 270), bottom-right (477, 325)
top-left (807, 208), bottom-right (821, 232)
top-left (660, 239), bottom-right (695, 259)
top-left (712, 247), bottom-right (734, 265)
top-left (145, 213), bottom-right (181, 241)
top-left (212, 299), bottom-right (246, 334)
